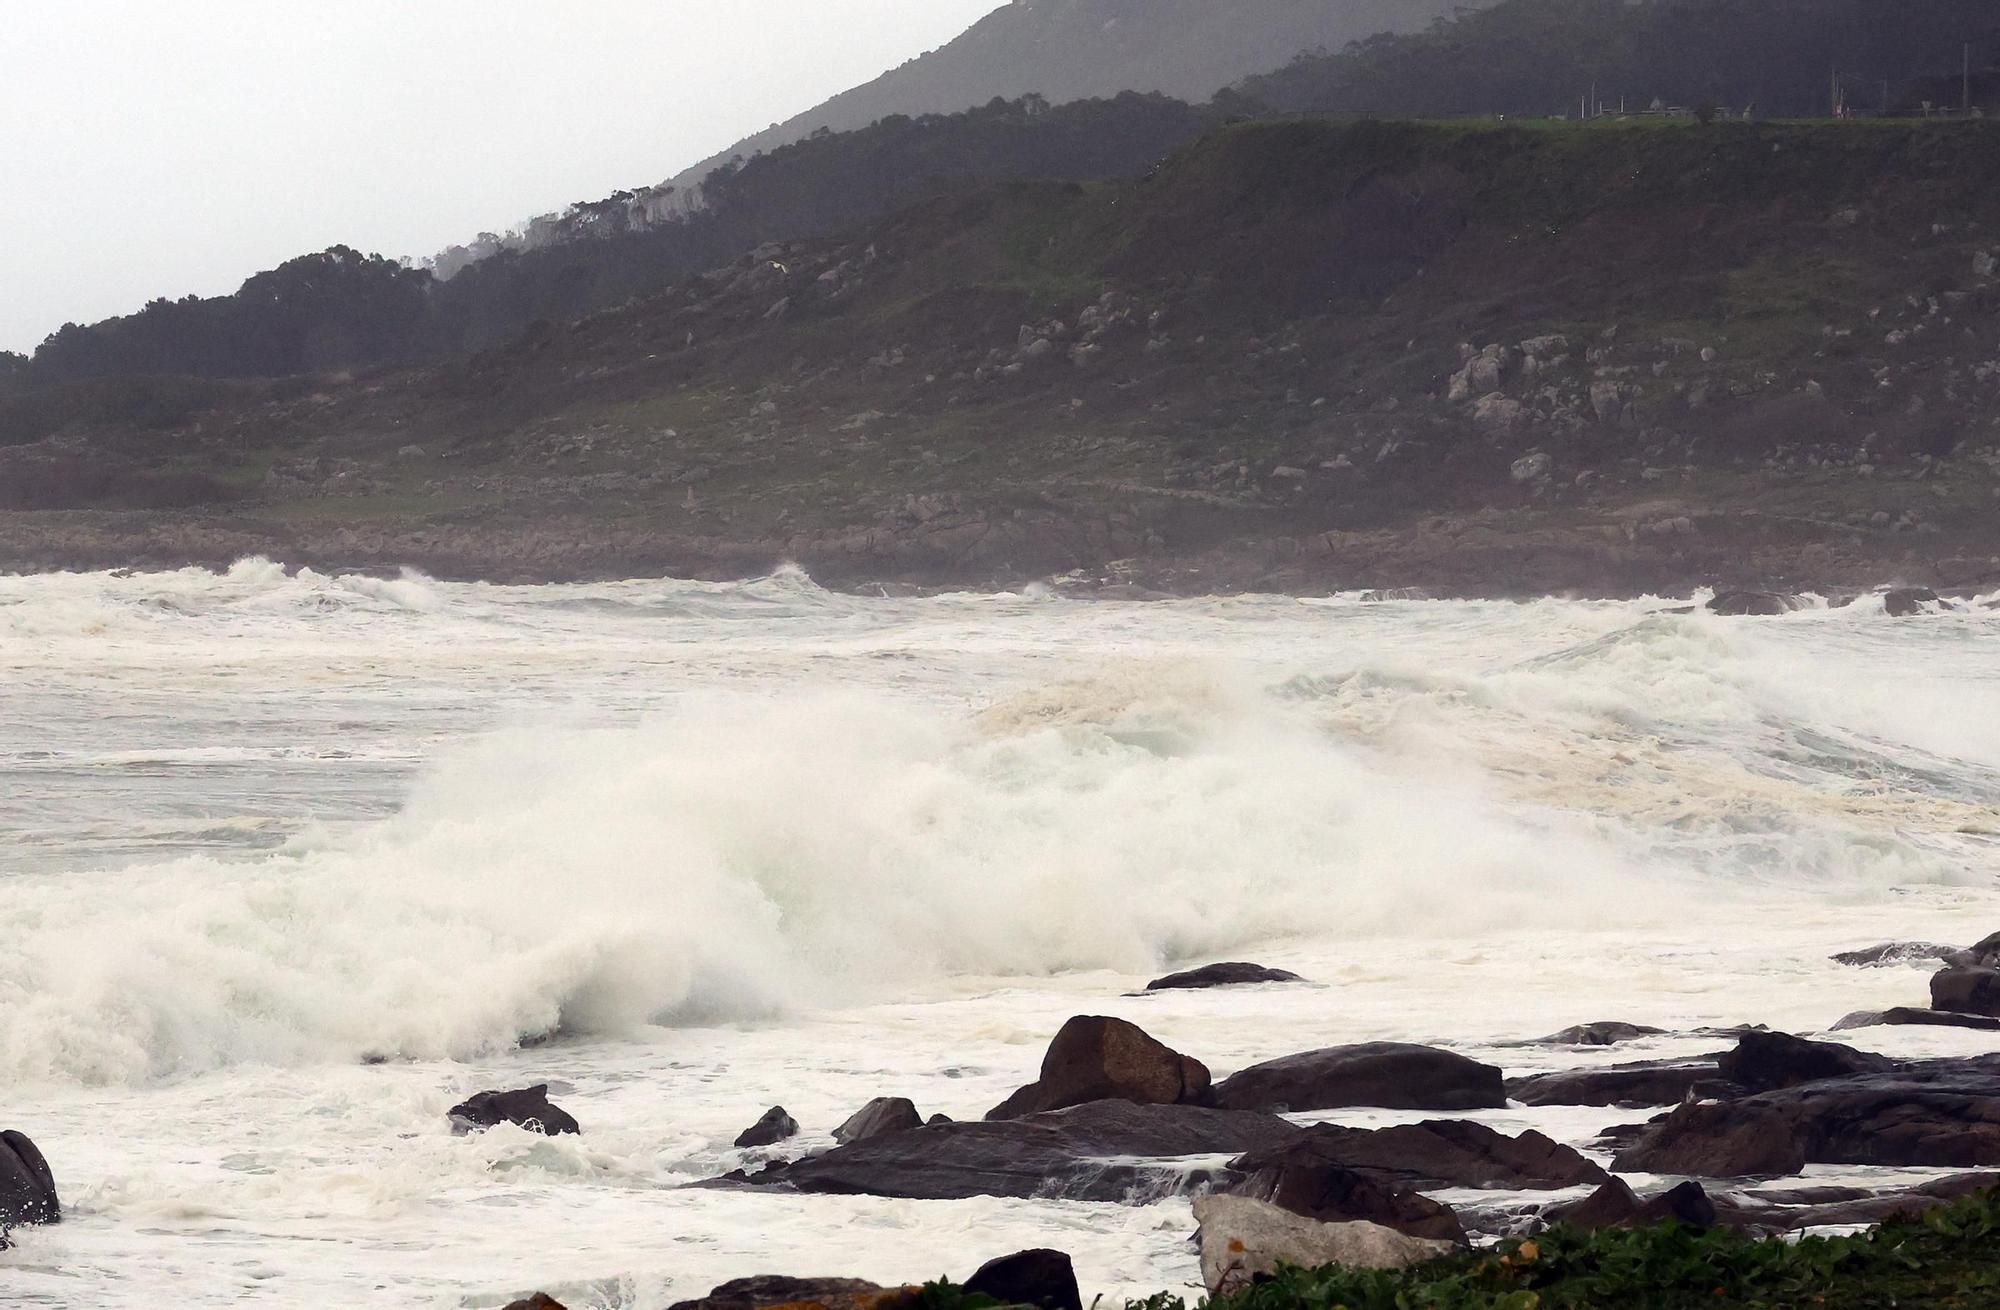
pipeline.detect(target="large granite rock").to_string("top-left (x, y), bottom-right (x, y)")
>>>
top-left (1227, 1158), bottom-right (1466, 1244)
top-left (447, 1086), bottom-right (580, 1136)
top-left (1231, 1120), bottom-right (1606, 1192)
top-left (1933, 967), bottom-right (2000, 1017)
top-left (1192, 1195), bottom-right (1458, 1298)
top-left (986, 1016), bottom-right (1211, 1120)
top-left (834, 1098), bottom-right (923, 1145)
top-left (962, 1250), bottom-right (1083, 1310)
top-left (1613, 1061), bottom-right (2000, 1177)
top-left (1508, 1060), bottom-right (1722, 1108)
top-left (1549, 1179), bottom-right (1721, 1232)
top-left (1144, 962), bottom-right (1304, 991)
top-left (735, 1106), bottom-right (801, 1149)
top-left (1538, 1021), bottom-right (1666, 1046)
top-left (1832, 1007), bottom-right (2000, 1033)
top-left (0, 1131), bottom-right (60, 1231)
top-left (1716, 1031), bottom-right (1894, 1093)
top-left (1214, 1042), bottom-right (1505, 1113)
top-left (720, 1099), bottom-right (1301, 1202)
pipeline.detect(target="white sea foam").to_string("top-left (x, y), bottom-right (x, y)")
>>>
top-left (2, 564), bottom-right (1997, 1307)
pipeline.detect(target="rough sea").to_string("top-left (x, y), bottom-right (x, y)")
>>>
top-left (3, 559), bottom-right (1997, 1307)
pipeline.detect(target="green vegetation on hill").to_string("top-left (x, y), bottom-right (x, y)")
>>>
top-left (1240, 0), bottom-right (2000, 120)
top-left (925, 1190), bottom-right (2000, 1310)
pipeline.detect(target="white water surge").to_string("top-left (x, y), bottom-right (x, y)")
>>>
top-left (2, 560), bottom-right (1997, 1307)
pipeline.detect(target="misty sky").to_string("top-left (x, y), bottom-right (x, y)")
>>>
top-left (0, 0), bottom-right (1005, 354)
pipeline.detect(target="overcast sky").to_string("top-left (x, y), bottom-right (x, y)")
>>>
top-left (0, 0), bottom-right (1005, 354)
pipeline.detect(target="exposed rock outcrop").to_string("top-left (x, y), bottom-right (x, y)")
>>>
top-left (986, 1016), bottom-right (1211, 1120)
top-left (1507, 1060), bottom-right (1722, 1108)
top-left (0, 1131), bottom-right (60, 1232)
top-left (1230, 1120), bottom-right (1607, 1193)
top-left (448, 1086), bottom-right (580, 1136)
top-left (735, 1106), bottom-right (801, 1149)
top-left (1213, 1042), bottom-right (1505, 1113)
top-left (1143, 962), bottom-right (1303, 991)
top-left (1192, 1195), bottom-right (1458, 1298)
top-left (962, 1250), bottom-right (1083, 1310)
top-left (722, 1100), bottom-right (1300, 1202)
top-left (834, 1098), bottom-right (924, 1145)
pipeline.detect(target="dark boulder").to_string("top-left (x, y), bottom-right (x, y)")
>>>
top-left (1228, 1159), bottom-right (1466, 1244)
top-left (1957, 931), bottom-right (2000, 969)
top-left (1831, 942), bottom-right (1958, 968)
top-left (718, 1100), bottom-right (1300, 1202)
top-left (1508, 1060), bottom-right (1722, 1108)
top-left (501, 1297), bottom-right (569, 1310)
top-left (1230, 1120), bottom-right (1606, 1193)
top-left (986, 1015), bottom-right (1211, 1120)
top-left (1213, 1042), bottom-right (1504, 1113)
top-left (667, 1277), bottom-right (920, 1310)
top-left (1144, 962), bottom-right (1304, 991)
top-left (1614, 1061), bottom-right (2000, 1177)
top-left (1538, 1021), bottom-right (1665, 1046)
top-left (1550, 1179), bottom-right (1720, 1232)
top-left (1883, 587), bottom-right (1943, 617)
top-left (834, 1098), bottom-right (923, 1145)
top-left (962, 1250), bottom-right (1083, 1310)
top-left (1933, 966), bottom-right (2000, 1017)
top-left (1708, 591), bottom-right (1801, 616)
top-left (0, 1131), bottom-right (60, 1229)
top-left (1832, 1006), bottom-right (2000, 1033)
top-left (1716, 1031), bottom-right (1894, 1093)
top-left (1612, 1101), bottom-right (1809, 1178)
top-left (448, 1086), bottom-right (579, 1136)
top-left (1736, 1172), bottom-right (2000, 1230)
top-left (734, 1106), bottom-right (800, 1149)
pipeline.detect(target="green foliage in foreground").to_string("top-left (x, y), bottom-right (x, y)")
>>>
top-left (924, 1189), bottom-right (2000, 1310)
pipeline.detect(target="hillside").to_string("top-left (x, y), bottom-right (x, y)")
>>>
top-left (8, 118), bottom-right (2000, 596)
top-left (654, 0), bottom-right (1471, 203)
top-left (1240, 0), bottom-right (2000, 118)
top-left (26, 94), bottom-right (1219, 385)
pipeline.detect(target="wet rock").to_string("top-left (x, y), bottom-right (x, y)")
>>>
top-left (962, 1249), bottom-right (1083, 1310)
top-left (734, 1106), bottom-right (800, 1149)
top-left (1227, 1159), bottom-right (1466, 1244)
top-left (1614, 1061), bottom-right (2000, 1177)
top-left (1832, 1007), bottom-right (2000, 1033)
top-left (1716, 1031), bottom-right (1894, 1094)
top-left (1883, 587), bottom-right (1943, 617)
top-left (1507, 1060), bottom-right (1720, 1108)
top-left (1611, 1101), bottom-right (1808, 1178)
top-left (834, 1097), bottom-right (924, 1145)
top-left (501, 1297), bottom-right (569, 1310)
top-left (1550, 1178), bottom-right (1720, 1232)
top-left (1231, 1120), bottom-right (1607, 1193)
top-left (1540, 1021), bottom-right (1666, 1046)
top-left (667, 1277), bottom-right (920, 1310)
top-left (1831, 942), bottom-right (1958, 968)
top-left (1143, 962), bottom-right (1303, 991)
top-left (1193, 1195), bottom-right (1458, 1298)
top-left (986, 1015), bottom-right (1211, 1120)
top-left (1214, 1042), bottom-right (1505, 1113)
top-left (448, 1085), bottom-right (580, 1136)
top-left (723, 1100), bottom-right (1300, 1202)
top-left (1707, 591), bottom-right (1801, 616)
top-left (0, 1131), bottom-right (60, 1230)
top-left (1738, 1171), bottom-right (2000, 1229)
top-left (1959, 932), bottom-right (2000, 969)
top-left (1934, 967), bottom-right (2000, 1017)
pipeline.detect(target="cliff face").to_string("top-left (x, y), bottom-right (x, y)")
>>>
top-left (656, 0), bottom-right (1472, 198)
top-left (9, 120), bottom-right (2000, 595)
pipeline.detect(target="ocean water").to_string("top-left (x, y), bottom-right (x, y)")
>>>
top-left (2, 559), bottom-right (1998, 1307)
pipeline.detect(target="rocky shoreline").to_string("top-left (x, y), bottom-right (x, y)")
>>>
top-left (16, 939), bottom-right (2000, 1305)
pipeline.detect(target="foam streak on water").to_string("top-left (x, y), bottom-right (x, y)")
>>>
top-left (2, 561), bottom-right (1998, 1307)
